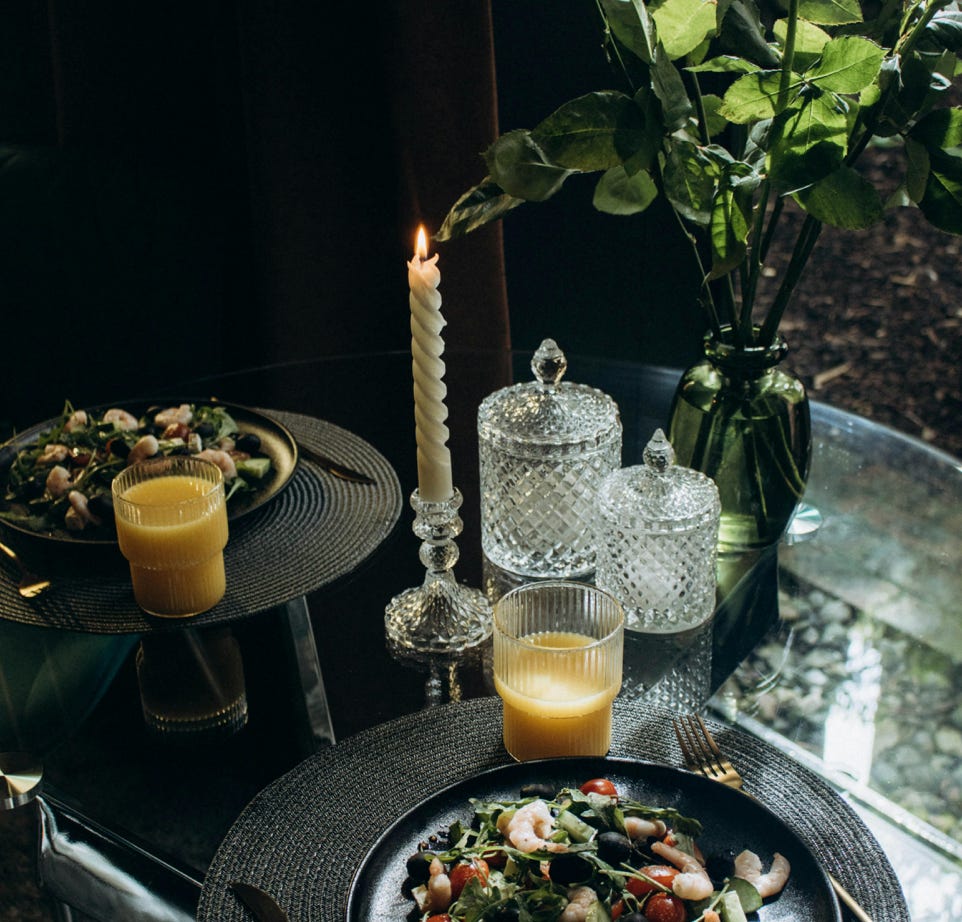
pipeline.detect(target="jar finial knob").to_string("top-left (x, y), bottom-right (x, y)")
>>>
top-left (643, 428), bottom-right (675, 473)
top-left (531, 338), bottom-right (568, 386)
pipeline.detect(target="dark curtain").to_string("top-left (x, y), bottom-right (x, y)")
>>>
top-left (0, 1), bottom-right (509, 432)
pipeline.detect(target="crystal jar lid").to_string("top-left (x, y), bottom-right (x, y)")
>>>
top-left (477, 339), bottom-right (621, 458)
top-left (598, 429), bottom-right (720, 527)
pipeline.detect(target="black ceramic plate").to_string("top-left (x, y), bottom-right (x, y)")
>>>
top-left (347, 757), bottom-right (841, 922)
top-left (0, 399), bottom-right (298, 546)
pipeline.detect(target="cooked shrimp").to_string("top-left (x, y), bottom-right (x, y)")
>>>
top-left (624, 816), bottom-right (667, 840)
top-left (154, 404), bottom-right (193, 427)
top-left (734, 849), bottom-right (791, 898)
top-left (427, 856), bottom-right (451, 911)
top-left (103, 408), bottom-right (139, 431)
top-left (45, 465), bottom-right (72, 498)
top-left (651, 840), bottom-right (713, 901)
top-left (704, 911), bottom-right (721, 922)
top-left (127, 435), bottom-right (159, 465)
top-left (64, 491), bottom-right (102, 531)
top-left (64, 410), bottom-right (89, 433)
top-left (499, 800), bottom-right (567, 853)
top-left (196, 448), bottom-right (237, 480)
top-left (38, 444), bottom-right (69, 465)
top-left (560, 885), bottom-right (598, 922)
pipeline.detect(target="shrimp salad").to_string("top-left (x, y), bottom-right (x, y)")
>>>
top-left (0, 401), bottom-right (273, 539)
top-left (404, 776), bottom-right (790, 922)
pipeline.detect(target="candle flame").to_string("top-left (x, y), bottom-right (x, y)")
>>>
top-left (415, 225), bottom-right (429, 260)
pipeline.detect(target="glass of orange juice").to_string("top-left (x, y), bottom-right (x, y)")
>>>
top-left (493, 580), bottom-right (624, 761)
top-left (112, 457), bottom-right (229, 617)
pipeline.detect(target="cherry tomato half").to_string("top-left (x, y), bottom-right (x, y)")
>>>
top-left (626, 865), bottom-right (679, 898)
top-left (448, 857), bottom-right (490, 899)
top-left (643, 892), bottom-right (686, 922)
top-left (425, 915), bottom-right (452, 922)
top-left (579, 777), bottom-right (618, 797)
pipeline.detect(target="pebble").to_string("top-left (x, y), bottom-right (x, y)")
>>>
top-left (720, 582), bottom-right (962, 845)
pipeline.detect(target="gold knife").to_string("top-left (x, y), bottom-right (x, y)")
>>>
top-left (297, 443), bottom-right (377, 485)
top-left (230, 881), bottom-right (289, 922)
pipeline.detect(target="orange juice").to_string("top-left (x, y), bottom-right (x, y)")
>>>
top-left (495, 630), bottom-right (620, 761)
top-left (115, 474), bottom-right (228, 617)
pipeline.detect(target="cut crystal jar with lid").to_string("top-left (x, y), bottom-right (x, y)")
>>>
top-left (595, 429), bottom-right (720, 632)
top-left (477, 338), bottom-right (622, 578)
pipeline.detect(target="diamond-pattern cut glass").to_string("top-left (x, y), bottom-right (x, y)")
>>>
top-left (595, 430), bottom-right (720, 633)
top-left (478, 339), bottom-right (622, 578)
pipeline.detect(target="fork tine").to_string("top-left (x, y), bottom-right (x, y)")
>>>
top-left (672, 718), bottom-right (695, 767)
top-left (683, 715), bottom-right (724, 779)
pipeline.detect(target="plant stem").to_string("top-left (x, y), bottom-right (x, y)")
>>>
top-left (742, 183), bottom-right (772, 343)
top-left (759, 214), bottom-right (823, 346)
top-left (777, 0), bottom-right (800, 110)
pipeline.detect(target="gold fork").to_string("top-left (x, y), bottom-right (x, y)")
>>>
top-left (0, 539), bottom-right (50, 598)
top-left (673, 714), bottom-right (872, 922)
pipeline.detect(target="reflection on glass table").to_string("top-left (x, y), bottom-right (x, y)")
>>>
top-left (711, 403), bottom-right (962, 917)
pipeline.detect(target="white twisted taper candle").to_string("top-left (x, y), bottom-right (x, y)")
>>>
top-left (408, 226), bottom-right (453, 503)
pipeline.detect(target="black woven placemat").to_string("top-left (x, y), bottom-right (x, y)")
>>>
top-left (0, 411), bottom-right (402, 633)
top-left (198, 697), bottom-right (908, 922)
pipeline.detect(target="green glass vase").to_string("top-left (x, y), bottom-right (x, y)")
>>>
top-left (667, 327), bottom-right (811, 553)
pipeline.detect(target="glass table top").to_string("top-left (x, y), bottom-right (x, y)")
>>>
top-left (1, 349), bottom-right (958, 920)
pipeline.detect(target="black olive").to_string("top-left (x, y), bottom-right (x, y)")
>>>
top-left (22, 478), bottom-right (45, 499)
top-left (705, 849), bottom-right (736, 884)
top-left (491, 906), bottom-right (521, 922)
top-left (621, 914), bottom-right (646, 922)
top-left (597, 830), bottom-right (632, 866)
top-left (547, 852), bottom-right (591, 886)
top-left (169, 445), bottom-right (190, 456)
top-left (405, 851), bottom-right (434, 884)
top-left (107, 438), bottom-right (130, 459)
top-left (88, 493), bottom-right (114, 521)
top-left (195, 422), bottom-right (216, 439)
top-left (519, 783), bottom-right (556, 799)
top-left (235, 432), bottom-right (261, 453)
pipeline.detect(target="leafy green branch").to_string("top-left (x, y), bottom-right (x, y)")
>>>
top-left (437, 0), bottom-right (962, 349)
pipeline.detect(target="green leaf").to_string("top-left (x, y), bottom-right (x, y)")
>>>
top-left (795, 165), bottom-right (885, 227)
top-left (729, 877), bottom-right (764, 913)
top-left (709, 183), bottom-right (751, 278)
top-left (650, 0), bottom-right (718, 59)
top-left (650, 44), bottom-right (694, 129)
top-left (720, 70), bottom-right (785, 123)
top-left (701, 94), bottom-right (730, 137)
top-left (484, 130), bottom-right (573, 201)
top-left (687, 55), bottom-right (761, 74)
top-left (718, 0), bottom-right (782, 68)
top-left (593, 165), bottom-right (659, 214)
top-left (773, 18), bottom-right (831, 70)
top-left (910, 106), bottom-right (962, 151)
top-left (532, 91), bottom-right (649, 171)
top-left (664, 137), bottom-right (720, 224)
top-left (905, 137), bottom-right (930, 203)
top-left (798, 0), bottom-right (862, 25)
top-left (435, 179), bottom-right (525, 242)
top-left (922, 11), bottom-right (962, 54)
top-left (807, 36), bottom-right (884, 93)
top-left (600, 0), bottom-right (656, 64)
top-left (919, 162), bottom-right (962, 234)
top-left (767, 92), bottom-right (849, 186)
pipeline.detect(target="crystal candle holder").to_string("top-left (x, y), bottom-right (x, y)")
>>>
top-left (384, 488), bottom-right (492, 656)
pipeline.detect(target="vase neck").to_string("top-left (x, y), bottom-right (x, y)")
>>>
top-left (704, 326), bottom-right (788, 380)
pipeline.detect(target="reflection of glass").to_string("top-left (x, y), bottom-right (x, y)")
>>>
top-left (478, 339), bottom-right (621, 578)
top-left (0, 620), bottom-right (136, 756)
top-left (493, 581), bottom-right (624, 761)
top-left (112, 457), bottom-right (228, 618)
top-left (136, 628), bottom-right (247, 739)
